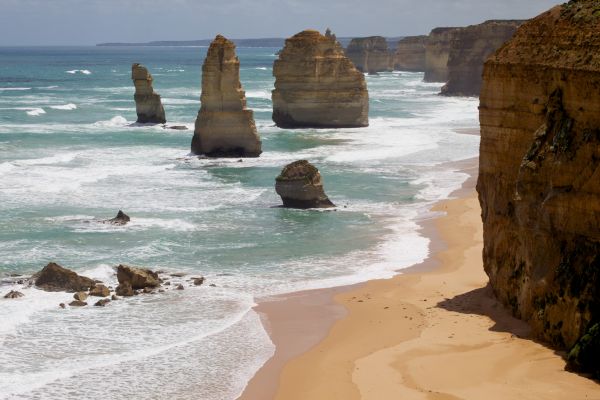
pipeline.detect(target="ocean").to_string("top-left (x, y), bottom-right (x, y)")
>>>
top-left (0, 45), bottom-right (479, 399)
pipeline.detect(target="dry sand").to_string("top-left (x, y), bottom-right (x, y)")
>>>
top-left (240, 173), bottom-right (600, 400)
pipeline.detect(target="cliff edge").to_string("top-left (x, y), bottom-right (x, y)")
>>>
top-left (477, 0), bottom-right (600, 378)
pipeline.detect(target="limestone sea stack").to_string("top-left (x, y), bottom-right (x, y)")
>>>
top-left (440, 20), bottom-right (523, 96)
top-left (131, 64), bottom-right (166, 124)
top-left (477, 0), bottom-right (600, 377)
top-left (345, 36), bottom-right (391, 73)
top-left (393, 35), bottom-right (427, 72)
top-left (423, 27), bottom-right (462, 82)
top-left (275, 160), bottom-right (335, 209)
top-left (272, 30), bottom-right (369, 128)
top-left (191, 35), bottom-right (262, 157)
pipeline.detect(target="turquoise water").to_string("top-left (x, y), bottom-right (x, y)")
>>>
top-left (0, 46), bottom-right (479, 399)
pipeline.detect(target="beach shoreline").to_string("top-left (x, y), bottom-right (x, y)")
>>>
top-left (239, 155), bottom-right (600, 399)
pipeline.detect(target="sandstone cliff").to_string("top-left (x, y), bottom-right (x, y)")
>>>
top-left (131, 64), bottom-right (166, 124)
top-left (393, 35), bottom-right (427, 72)
top-left (477, 0), bottom-right (600, 377)
top-left (191, 35), bottom-right (262, 157)
top-left (272, 30), bottom-right (369, 128)
top-left (441, 20), bottom-right (523, 96)
top-left (346, 36), bottom-right (391, 73)
top-left (424, 27), bottom-right (461, 82)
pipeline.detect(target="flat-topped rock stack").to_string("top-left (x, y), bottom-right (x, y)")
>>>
top-left (393, 35), bottom-right (428, 72)
top-left (477, 0), bottom-right (600, 377)
top-left (191, 35), bottom-right (262, 157)
top-left (131, 64), bottom-right (166, 124)
top-left (272, 30), bottom-right (369, 128)
top-left (441, 20), bottom-right (523, 96)
top-left (424, 27), bottom-right (462, 82)
top-left (345, 36), bottom-right (391, 73)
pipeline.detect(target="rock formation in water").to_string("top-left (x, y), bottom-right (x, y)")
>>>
top-left (275, 160), bottom-right (335, 209)
top-left (345, 36), bottom-right (391, 73)
top-left (191, 35), bottom-right (262, 157)
top-left (117, 264), bottom-right (160, 289)
top-left (424, 27), bottom-right (462, 82)
top-left (441, 20), bottom-right (523, 96)
top-left (131, 64), bottom-right (166, 124)
top-left (101, 210), bottom-right (130, 226)
top-left (393, 36), bottom-right (427, 72)
top-left (4, 290), bottom-right (24, 299)
top-left (272, 30), bottom-right (369, 128)
top-left (35, 262), bottom-right (96, 292)
top-left (477, 0), bottom-right (600, 378)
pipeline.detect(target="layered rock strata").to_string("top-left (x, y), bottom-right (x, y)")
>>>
top-left (272, 30), bottom-right (369, 128)
top-left (131, 64), bottom-right (166, 124)
top-left (345, 36), bottom-right (391, 73)
top-left (393, 35), bottom-right (427, 72)
top-left (275, 160), bottom-right (335, 209)
top-left (191, 35), bottom-right (262, 157)
top-left (477, 0), bottom-right (600, 377)
top-left (424, 27), bottom-right (462, 82)
top-left (441, 20), bottom-right (523, 96)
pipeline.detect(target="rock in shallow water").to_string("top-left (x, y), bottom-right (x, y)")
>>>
top-left (117, 264), bottom-right (160, 289)
top-left (73, 291), bottom-right (88, 301)
top-left (272, 30), bottom-right (369, 128)
top-left (102, 210), bottom-right (130, 226)
top-left (191, 35), bottom-right (262, 158)
top-left (275, 160), bottom-right (335, 209)
top-left (89, 284), bottom-right (110, 297)
top-left (69, 300), bottom-right (87, 307)
top-left (4, 290), bottom-right (24, 299)
top-left (34, 262), bottom-right (95, 293)
top-left (132, 63), bottom-right (166, 124)
top-left (115, 282), bottom-right (134, 297)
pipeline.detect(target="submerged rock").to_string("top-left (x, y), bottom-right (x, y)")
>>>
top-left (35, 262), bottom-right (95, 293)
top-left (94, 298), bottom-right (111, 307)
top-left (345, 36), bottom-right (391, 73)
top-left (4, 290), bottom-right (24, 299)
top-left (117, 264), bottom-right (160, 289)
top-left (89, 284), bottom-right (110, 297)
top-left (477, 0), bottom-right (600, 377)
top-left (69, 300), bottom-right (87, 307)
top-left (102, 210), bottom-right (130, 226)
top-left (115, 282), bottom-right (134, 297)
top-left (132, 63), bottom-right (166, 124)
top-left (193, 277), bottom-right (205, 286)
top-left (272, 30), bottom-right (369, 128)
top-left (275, 160), bottom-right (335, 209)
top-left (73, 291), bottom-right (88, 301)
top-left (191, 35), bottom-right (262, 158)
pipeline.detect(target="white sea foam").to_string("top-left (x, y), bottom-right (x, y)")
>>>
top-left (245, 89), bottom-right (271, 99)
top-left (66, 69), bottom-right (91, 75)
top-left (50, 103), bottom-right (77, 110)
top-left (161, 98), bottom-right (198, 105)
top-left (26, 108), bottom-right (46, 116)
top-left (0, 87), bottom-right (32, 91)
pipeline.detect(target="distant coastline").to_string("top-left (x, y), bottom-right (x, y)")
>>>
top-left (96, 37), bottom-right (405, 49)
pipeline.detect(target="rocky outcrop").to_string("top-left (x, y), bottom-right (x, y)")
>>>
top-left (345, 36), bottom-right (391, 73)
top-left (424, 27), bottom-right (462, 82)
top-left (89, 284), bottom-right (110, 297)
top-left (4, 290), bottom-right (24, 299)
top-left (132, 63), bottom-right (166, 124)
top-left (441, 20), bottom-right (523, 96)
top-left (393, 36), bottom-right (427, 72)
top-left (272, 30), bottom-right (369, 128)
top-left (117, 264), bottom-right (159, 289)
top-left (477, 0), bottom-right (600, 377)
top-left (35, 262), bottom-right (95, 292)
top-left (115, 282), bottom-right (134, 297)
top-left (191, 35), bottom-right (262, 157)
top-left (275, 160), bottom-right (335, 209)
top-left (102, 210), bottom-right (130, 226)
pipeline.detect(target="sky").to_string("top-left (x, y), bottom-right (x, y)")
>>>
top-left (0, 0), bottom-right (563, 46)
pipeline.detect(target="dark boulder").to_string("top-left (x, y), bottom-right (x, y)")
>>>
top-left (275, 160), bottom-right (335, 209)
top-left (35, 263), bottom-right (95, 292)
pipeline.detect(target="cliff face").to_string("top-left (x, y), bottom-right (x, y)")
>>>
top-left (131, 64), bottom-right (166, 124)
top-left (477, 0), bottom-right (600, 377)
top-left (424, 27), bottom-right (461, 82)
top-left (441, 20), bottom-right (523, 96)
top-left (191, 35), bottom-right (261, 157)
top-left (393, 35), bottom-right (427, 72)
top-left (272, 30), bottom-right (369, 128)
top-left (345, 36), bottom-right (391, 73)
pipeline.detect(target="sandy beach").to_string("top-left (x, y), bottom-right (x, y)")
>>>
top-left (240, 160), bottom-right (600, 400)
